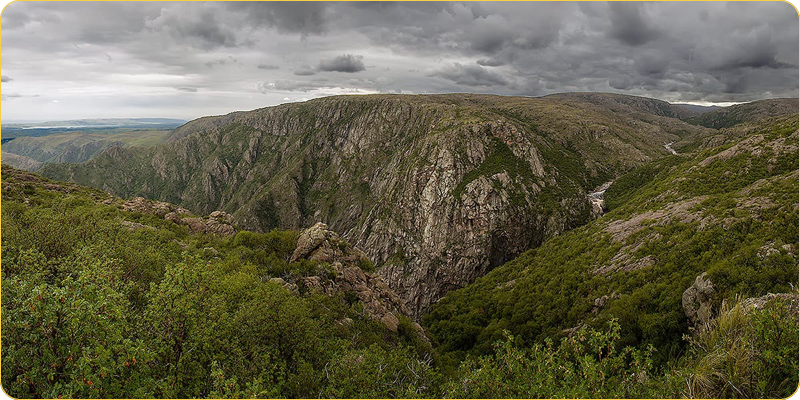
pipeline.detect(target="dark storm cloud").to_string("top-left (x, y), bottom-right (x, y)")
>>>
top-left (1, 76), bottom-right (12, 83)
top-left (145, 5), bottom-right (239, 50)
top-left (431, 63), bottom-right (508, 87)
top-left (0, 1), bottom-right (796, 120)
top-left (229, 1), bottom-right (329, 36)
top-left (607, 2), bottom-right (659, 46)
top-left (318, 54), bottom-right (366, 73)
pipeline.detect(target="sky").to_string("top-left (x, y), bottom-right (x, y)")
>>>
top-left (1, 1), bottom-right (798, 121)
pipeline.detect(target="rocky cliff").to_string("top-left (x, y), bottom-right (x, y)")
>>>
top-left (39, 93), bottom-right (714, 317)
top-left (425, 113), bottom-right (798, 357)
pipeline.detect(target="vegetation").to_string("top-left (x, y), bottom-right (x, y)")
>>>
top-left (425, 116), bottom-right (798, 373)
top-left (2, 129), bottom-right (172, 168)
top-left (683, 298), bottom-right (798, 398)
top-left (4, 94), bottom-right (798, 398)
top-left (0, 168), bottom-right (435, 398)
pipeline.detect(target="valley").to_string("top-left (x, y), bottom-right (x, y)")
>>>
top-left (0, 118), bottom-right (185, 171)
top-left (3, 93), bottom-right (798, 398)
top-left (38, 92), bottom-right (724, 318)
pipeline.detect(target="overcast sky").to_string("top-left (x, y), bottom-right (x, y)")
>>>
top-left (1, 1), bottom-right (797, 121)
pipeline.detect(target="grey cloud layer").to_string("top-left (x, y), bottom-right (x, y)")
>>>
top-left (1, 1), bottom-right (796, 120)
top-left (318, 54), bottom-right (366, 73)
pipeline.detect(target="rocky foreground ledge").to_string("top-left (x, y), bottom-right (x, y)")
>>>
top-left (1, 165), bottom-right (427, 341)
top-left (284, 222), bottom-right (428, 340)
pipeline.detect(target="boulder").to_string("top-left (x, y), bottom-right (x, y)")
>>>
top-left (210, 210), bottom-right (234, 224)
top-left (290, 222), bottom-right (369, 266)
top-left (682, 272), bottom-right (715, 332)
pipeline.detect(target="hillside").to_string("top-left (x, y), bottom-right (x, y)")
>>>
top-left (687, 98), bottom-right (799, 129)
top-left (2, 129), bottom-right (172, 167)
top-left (1, 165), bottom-right (435, 398)
top-left (4, 93), bottom-right (798, 398)
top-left (3, 147), bottom-right (796, 397)
top-left (39, 93), bottom-right (713, 317)
top-left (1, 150), bottom-right (42, 171)
top-left (424, 114), bottom-right (798, 369)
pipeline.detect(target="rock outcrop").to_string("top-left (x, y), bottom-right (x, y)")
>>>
top-left (124, 197), bottom-right (236, 237)
top-left (683, 272), bottom-right (798, 334)
top-left (290, 222), bottom-right (369, 266)
top-left (682, 272), bottom-right (716, 332)
top-left (741, 292), bottom-right (799, 315)
top-left (123, 196), bottom-right (191, 217)
top-left (289, 223), bottom-right (427, 339)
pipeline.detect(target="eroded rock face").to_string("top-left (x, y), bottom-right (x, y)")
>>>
top-left (682, 273), bottom-right (716, 332)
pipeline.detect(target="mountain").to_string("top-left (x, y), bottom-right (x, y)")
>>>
top-left (673, 103), bottom-right (723, 115)
top-left (425, 113), bottom-right (798, 365)
top-left (1, 150), bottom-right (42, 171)
top-left (687, 98), bottom-right (798, 129)
top-left (5, 93), bottom-right (798, 399)
top-left (1, 129), bottom-right (171, 166)
top-left (40, 93), bottom-right (713, 317)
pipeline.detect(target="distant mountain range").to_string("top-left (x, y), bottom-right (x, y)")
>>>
top-left (3, 118), bottom-right (186, 129)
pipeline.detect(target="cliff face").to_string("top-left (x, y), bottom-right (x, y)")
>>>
top-left (424, 114), bottom-right (798, 358)
top-left (40, 93), bottom-right (711, 317)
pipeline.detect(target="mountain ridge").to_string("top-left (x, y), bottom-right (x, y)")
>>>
top-left (37, 92), bottom-right (792, 317)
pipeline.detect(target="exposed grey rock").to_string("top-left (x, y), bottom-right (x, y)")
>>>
top-left (741, 292), bottom-right (799, 316)
top-left (682, 272), bottom-right (715, 332)
top-left (290, 224), bottom-right (428, 340)
top-left (290, 222), bottom-right (369, 266)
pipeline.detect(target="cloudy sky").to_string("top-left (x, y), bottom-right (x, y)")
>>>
top-left (1, 1), bottom-right (797, 121)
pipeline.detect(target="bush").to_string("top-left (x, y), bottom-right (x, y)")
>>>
top-left (443, 320), bottom-right (657, 398)
top-left (682, 297), bottom-right (799, 399)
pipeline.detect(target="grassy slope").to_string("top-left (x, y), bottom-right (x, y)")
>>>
top-left (424, 115), bottom-right (799, 365)
top-left (0, 165), bottom-right (435, 398)
top-left (687, 98), bottom-right (799, 129)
